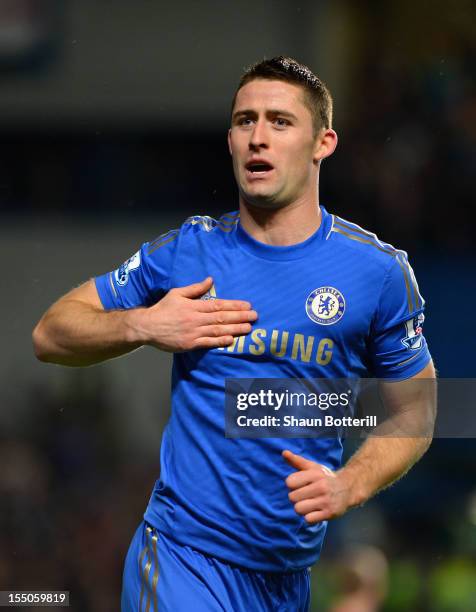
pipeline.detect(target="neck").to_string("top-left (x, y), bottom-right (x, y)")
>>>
top-left (239, 193), bottom-right (321, 247)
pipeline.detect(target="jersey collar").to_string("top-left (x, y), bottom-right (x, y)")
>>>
top-left (234, 205), bottom-right (332, 261)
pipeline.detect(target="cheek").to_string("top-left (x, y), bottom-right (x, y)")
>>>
top-left (292, 145), bottom-right (315, 174)
top-left (230, 145), bottom-right (244, 171)
top-left (283, 138), bottom-right (310, 163)
top-left (229, 135), bottom-right (243, 157)
top-left (286, 150), bottom-right (311, 179)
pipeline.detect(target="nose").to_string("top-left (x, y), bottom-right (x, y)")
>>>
top-left (249, 119), bottom-right (269, 150)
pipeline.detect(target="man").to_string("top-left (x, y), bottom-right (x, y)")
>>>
top-left (33, 57), bottom-right (436, 611)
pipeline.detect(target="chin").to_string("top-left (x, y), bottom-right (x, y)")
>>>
top-left (239, 181), bottom-right (282, 209)
top-left (242, 192), bottom-right (284, 210)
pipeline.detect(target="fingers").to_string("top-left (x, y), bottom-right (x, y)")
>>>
top-left (302, 510), bottom-right (329, 524)
top-left (288, 482), bottom-right (322, 503)
top-left (197, 298), bottom-right (254, 312)
top-left (198, 309), bottom-right (258, 326)
top-left (173, 281), bottom-right (258, 320)
top-left (282, 450), bottom-right (317, 472)
top-left (286, 470), bottom-right (315, 490)
top-left (288, 489), bottom-right (334, 523)
top-left (293, 498), bottom-right (326, 516)
top-left (152, 278), bottom-right (259, 353)
top-left (198, 323), bottom-right (253, 338)
top-left (189, 314), bottom-right (256, 350)
top-left (174, 277), bottom-right (214, 298)
top-left (283, 457), bottom-right (340, 523)
top-left (194, 336), bottom-right (235, 349)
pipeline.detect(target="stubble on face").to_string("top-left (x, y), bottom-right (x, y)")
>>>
top-left (229, 79), bottom-right (319, 212)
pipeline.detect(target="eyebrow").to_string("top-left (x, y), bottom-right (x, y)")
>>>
top-left (232, 109), bottom-right (299, 122)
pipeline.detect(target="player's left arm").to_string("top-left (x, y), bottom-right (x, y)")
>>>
top-left (284, 359), bottom-right (436, 524)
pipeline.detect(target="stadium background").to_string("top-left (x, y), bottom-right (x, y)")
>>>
top-left (0, 1), bottom-right (475, 610)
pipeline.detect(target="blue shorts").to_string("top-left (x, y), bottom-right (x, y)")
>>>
top-left (121, 521), bottom-right (311, 611)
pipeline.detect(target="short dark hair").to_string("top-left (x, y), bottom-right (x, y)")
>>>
top-left (231, 56), bottom-right (333, 135)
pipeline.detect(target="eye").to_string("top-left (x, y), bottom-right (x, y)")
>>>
top-left (237, 117), bottom-right (253, 127)
top-left (274, 117), bottom-right (290, 128)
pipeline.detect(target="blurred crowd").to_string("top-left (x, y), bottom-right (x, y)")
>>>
top-left (326, 3), bottom-right (476, 253)
top-left (0, 376), bottom-right (156, 611)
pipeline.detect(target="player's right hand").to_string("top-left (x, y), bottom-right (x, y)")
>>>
top-left (129, 276), bottom-right (258, 352)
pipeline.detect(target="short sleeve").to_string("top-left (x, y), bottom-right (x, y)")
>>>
top-left (94, 229), bottom-right (179, 310)
top-left (369, 251), bottom-right (431, 379)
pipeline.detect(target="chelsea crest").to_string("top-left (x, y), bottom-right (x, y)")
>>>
top-left (306, 287), bottom-right (345, 325)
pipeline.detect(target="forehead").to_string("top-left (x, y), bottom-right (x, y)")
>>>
top-left (234, 79), bottom-right (308, 114)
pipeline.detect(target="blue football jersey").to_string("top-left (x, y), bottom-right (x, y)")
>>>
top-left (95, 206), bottom-right (431, 571)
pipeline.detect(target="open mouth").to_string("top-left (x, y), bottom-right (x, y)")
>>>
top-left (245, 161), bottom-right (274, 177)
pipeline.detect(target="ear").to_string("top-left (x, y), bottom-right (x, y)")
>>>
top-left (227, 128), bottom-right (233, 156)
top-left (313, 128), bottom-right (338, 163)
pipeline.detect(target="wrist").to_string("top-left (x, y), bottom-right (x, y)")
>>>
top-left (123, 308), bottom-right (150, 346)
top-left (337, 465), bottom-right (369, 509)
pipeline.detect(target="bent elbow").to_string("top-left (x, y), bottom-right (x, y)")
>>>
top-left (32, 321), bottom-right (53, 362)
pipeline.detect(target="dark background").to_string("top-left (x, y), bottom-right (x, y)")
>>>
top-left (0, 1), bottom-right (475, 610)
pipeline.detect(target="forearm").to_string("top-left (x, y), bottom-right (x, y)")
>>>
top-left (339, 362), bottom-right (436, 508)
top-left (33, 299), bottom-right (144, 367)
top-left (33, 276), bottom-right (257, 367)
top-left (338, 435), bottom-right (431, 508)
